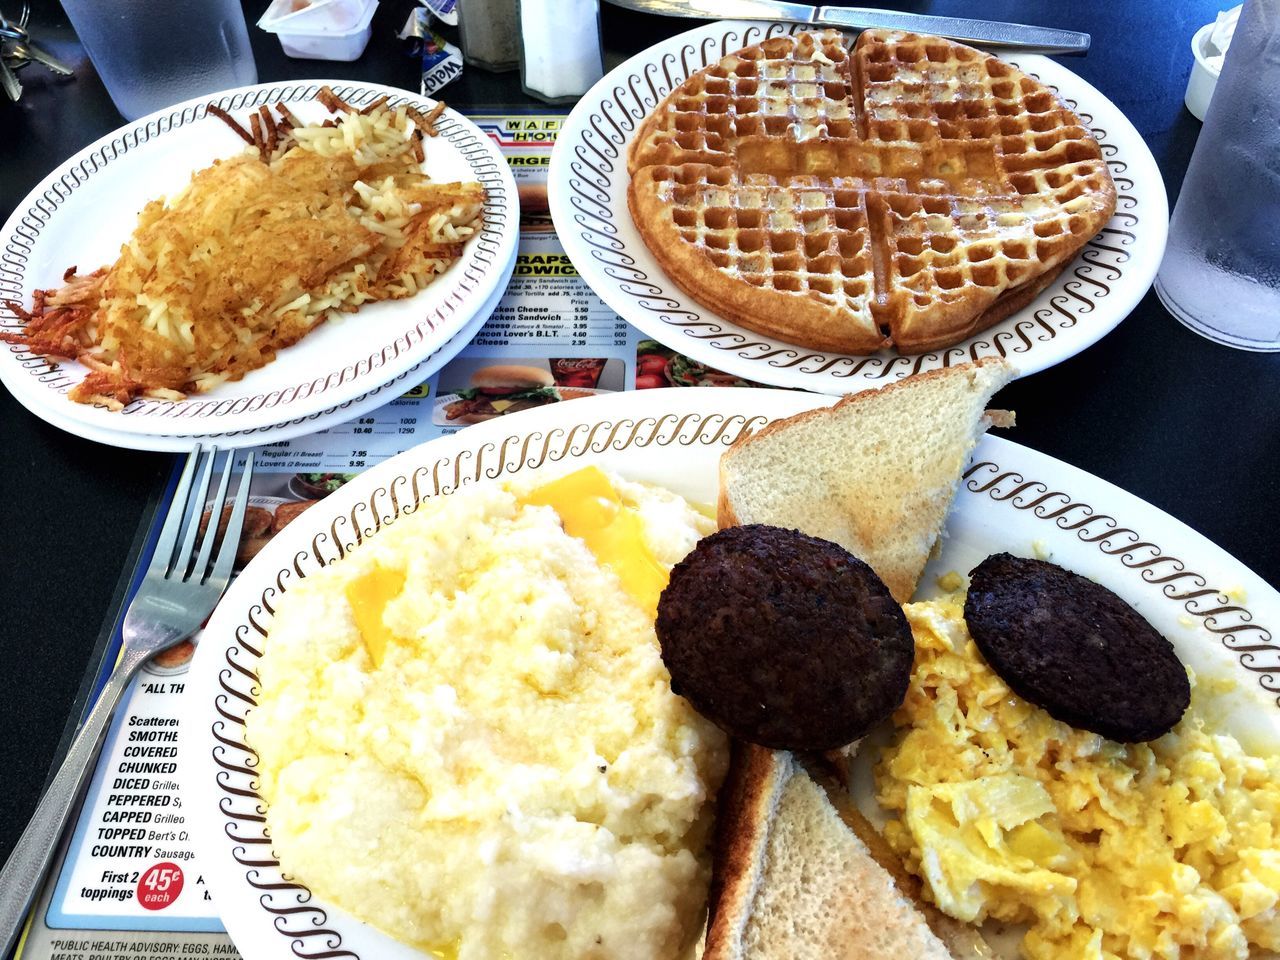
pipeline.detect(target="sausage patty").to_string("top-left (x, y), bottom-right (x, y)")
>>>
top-left (656, 524), bottom-right (914, 751)
top-left (964, 553), bottom-right (1190, 742)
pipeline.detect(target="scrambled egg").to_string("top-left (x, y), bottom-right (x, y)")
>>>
top-left (876, 596), bottom-right (1280, 960)
top-left (247, 469), bottom-right (727, 960)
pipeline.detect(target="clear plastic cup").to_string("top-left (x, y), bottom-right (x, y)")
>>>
top-left (60, 0), bottom-right (258, 121)
top-left (1155, 0), bottom-right (1280, 351)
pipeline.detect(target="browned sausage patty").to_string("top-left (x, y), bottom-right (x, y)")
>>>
top-left (964, 553), bottom-right (1190, 742)
top-left (655, 524), bottom-right (914, 751)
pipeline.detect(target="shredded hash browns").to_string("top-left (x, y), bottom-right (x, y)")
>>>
top-left (2, 89), bottom-right (484, 409)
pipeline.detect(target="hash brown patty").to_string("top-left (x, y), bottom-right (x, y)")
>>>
top-left (964, 553), bottom-right (1190, 742)
top-left (655, 524), bottom-right (913, 751)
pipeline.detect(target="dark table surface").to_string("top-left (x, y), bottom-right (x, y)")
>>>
top-left (1, 0), bottom-right (1274, 903)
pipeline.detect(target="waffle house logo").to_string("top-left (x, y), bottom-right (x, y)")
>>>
top-left (477, 116), bottom-right (562, 170)
top-left (515, 254), bottom-right (577, 277)
top-left (478, 117), bottom-right (562, 148)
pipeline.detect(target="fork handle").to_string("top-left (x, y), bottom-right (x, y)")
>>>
top-left (0, 645), bottom-right (148, 956)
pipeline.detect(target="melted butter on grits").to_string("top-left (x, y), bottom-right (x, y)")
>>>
top-left (246, 471), bottom-right (727, 960)
top-left (519, 466), bottom-right (670, 617)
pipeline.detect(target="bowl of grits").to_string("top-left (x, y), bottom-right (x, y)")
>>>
top-left (246, 469), bottom-right (727, 960)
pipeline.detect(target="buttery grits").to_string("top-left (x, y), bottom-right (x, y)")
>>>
top-left (245, 469), bottom-right (727, 960)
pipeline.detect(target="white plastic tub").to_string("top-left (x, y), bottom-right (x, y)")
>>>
top-left (258, 0), bottom-right (370, 32)
top-left (1184, 5), bottom-right (1243, 121)
top-left (258, 0), bottom-right (377, 61)
top-left (1185, 21), bottom-right (1220, 121)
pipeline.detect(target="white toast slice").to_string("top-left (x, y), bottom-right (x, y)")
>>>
top-left (717, 358), bottom-right (1015, 602)
top-left (704, 743), bottom-right (992, 959)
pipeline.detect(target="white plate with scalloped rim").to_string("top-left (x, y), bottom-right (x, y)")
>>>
top-left (549, 21), bottom-right (1166, 394)
top-left (182, 387), bottom-right (1276, 960)
top-left (20, 245), bottom-right (514, 452)
top-left (0, 80), bottom-right (518, 445)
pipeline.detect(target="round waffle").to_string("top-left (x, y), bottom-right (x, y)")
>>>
top-left (626, 30), bottom-right (1117, 355)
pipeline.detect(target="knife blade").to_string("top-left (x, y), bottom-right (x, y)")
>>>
top-left (602, 0), bottom-right (1090, 56)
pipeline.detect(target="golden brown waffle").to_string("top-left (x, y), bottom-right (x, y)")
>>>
top-left (627, 30), bottom-right (1117, 354)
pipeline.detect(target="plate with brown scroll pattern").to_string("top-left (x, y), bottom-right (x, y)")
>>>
top-left (0, 80), bottom-right (518, 446)
top-left (19, 245), bottom-right (513, 452)
top-left (548, 21), bottom-right (1166, 394)
top-left (182, 387), bottom-right (1277, 960)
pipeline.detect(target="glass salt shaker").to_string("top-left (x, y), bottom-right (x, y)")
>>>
top-left (458, 0), bottom-right (520, 72)
top-left (518, 0), bottom-right (605, 103)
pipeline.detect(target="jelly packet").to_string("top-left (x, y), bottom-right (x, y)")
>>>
top-left (400, 7), bottom-right (465, 96)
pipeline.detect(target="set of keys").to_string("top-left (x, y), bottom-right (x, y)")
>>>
top-left (2, 4), bottom-right (74, 102)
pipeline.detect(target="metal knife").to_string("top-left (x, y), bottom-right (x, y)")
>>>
top-left (602, 0), bottom-right (1090, 56)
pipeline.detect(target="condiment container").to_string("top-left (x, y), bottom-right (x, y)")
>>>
top-left (1185, 5), bottom-right (1240, 120)
top-left (518, 0), bottom-right (603, 102)
top-left (258, 0), bottom-right (372, 32)
top-left (457, 0), bottom-right (520, 71)
top-left (258, 0), bottom-right (378, 61)
top-left (1186, 23), bottom-right (1222, 120)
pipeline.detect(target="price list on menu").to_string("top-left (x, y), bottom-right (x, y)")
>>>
top-left (472, 251), bottom-right (630, 350)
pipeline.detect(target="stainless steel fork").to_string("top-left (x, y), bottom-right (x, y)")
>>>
top-left (0, 445), bottom-right (255, 954)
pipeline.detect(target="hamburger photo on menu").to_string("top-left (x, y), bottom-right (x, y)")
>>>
top-left (436, 359), bottom-right (620, 425)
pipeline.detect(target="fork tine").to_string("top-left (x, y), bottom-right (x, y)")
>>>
top-left (172, 447), bottom-right (216, 580)
top-left (192, 450), bottom-right (235, 582)
top-left (208, 452), bottom-right (255, 585)
top-left (148, 445), bottom-right (204, 576)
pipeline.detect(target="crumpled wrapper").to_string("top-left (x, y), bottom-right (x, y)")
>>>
top-left (401, 7), bottom-right (465, 96)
